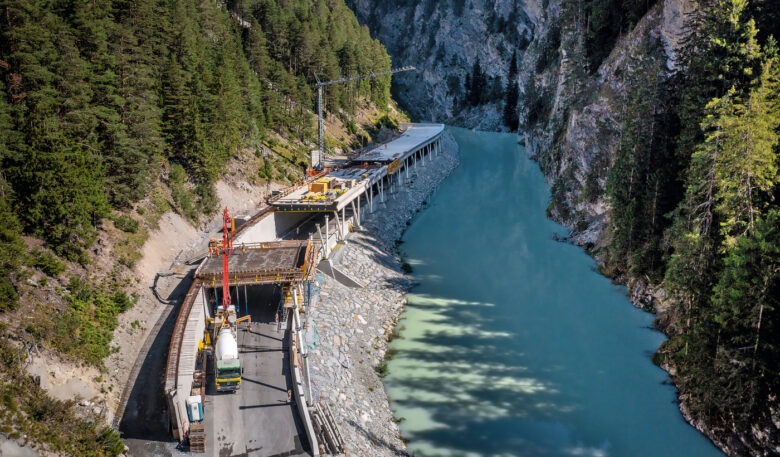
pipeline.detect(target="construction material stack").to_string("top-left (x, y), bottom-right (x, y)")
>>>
top-left (189, 423), bottom-right (205, 453)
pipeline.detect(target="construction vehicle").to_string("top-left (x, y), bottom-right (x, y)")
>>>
top-left (214, 323), bottom-right (241, 392)
top-left (210, 208), bottom-right (251, 393)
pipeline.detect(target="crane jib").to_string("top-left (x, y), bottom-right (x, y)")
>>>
top-left (222, 208), bottom-right (232, 313)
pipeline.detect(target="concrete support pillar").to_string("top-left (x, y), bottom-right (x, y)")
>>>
top-left (341, 207), bottom-right (346, 237)
top-left (324, 216), bottom-right (329, 259)
top-left (332, 210), bottom-right (341, 241)
top-left (315, 224), bottom-right (322, 253)
top-left (369, 185), bottom-right (374, 213)
top-left (355, 195), bottom-right (361, 227)
top-left (244, 285), bottom-right (248, 320)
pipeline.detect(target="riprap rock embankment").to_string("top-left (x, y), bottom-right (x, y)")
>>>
top-left (304, 132), bottom-right (459, 456)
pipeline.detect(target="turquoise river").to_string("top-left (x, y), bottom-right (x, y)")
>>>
top-left (385, 128), bottom-right (724, 457)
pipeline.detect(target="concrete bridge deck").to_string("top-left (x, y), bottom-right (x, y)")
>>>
top-left (271, 123), bottom-right (445, 213)
top-left (195, 240), bottom-right (315, 285)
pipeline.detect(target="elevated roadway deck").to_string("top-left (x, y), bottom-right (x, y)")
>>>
top-left (195, 241), bottom-right (316, 285)
top-left (271, 123), bottom-right (444, 213)
top-left (353, 123), bottom-right (445, 163)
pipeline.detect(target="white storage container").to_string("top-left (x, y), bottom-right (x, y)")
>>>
top-left (186, 395), bottom-right (203, 422)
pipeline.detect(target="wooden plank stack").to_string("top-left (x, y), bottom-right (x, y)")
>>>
top-left (189, 423), bottom-right (206, 453)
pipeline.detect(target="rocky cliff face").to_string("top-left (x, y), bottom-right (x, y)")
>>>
top-left (518, 0), bottom-right (692, 250)
top-left (346, 0), bottom-right (691, 245)
top-left (345, 0), bottom-right (534, 130)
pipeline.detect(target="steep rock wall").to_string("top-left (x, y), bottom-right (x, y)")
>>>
top-left (346, 0), bottom-right (534, 130)
top-left (519, 0), bottom-right (691, 249)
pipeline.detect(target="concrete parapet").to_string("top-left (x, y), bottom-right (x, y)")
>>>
top-left (290, 307), bottom-right (320, 456)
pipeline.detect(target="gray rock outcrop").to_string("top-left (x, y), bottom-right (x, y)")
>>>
top-left (346, 0), bottom-right (533, 130)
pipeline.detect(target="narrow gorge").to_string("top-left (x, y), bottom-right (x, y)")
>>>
top-left (350, 0), bottom-right (780, 455)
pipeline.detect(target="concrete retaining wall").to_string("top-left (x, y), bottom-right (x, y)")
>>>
top-left (290, 307), bottom-right (320, 456)
top-left (236, 211), bottom-right (309, 244)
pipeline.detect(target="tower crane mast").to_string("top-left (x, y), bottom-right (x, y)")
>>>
top-left (312, 65), bottom-right (415, 170)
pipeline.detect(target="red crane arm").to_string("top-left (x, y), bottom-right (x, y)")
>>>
top-left (222, 208), bottom-right (232, 312)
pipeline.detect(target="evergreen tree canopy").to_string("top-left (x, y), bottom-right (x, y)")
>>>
top-left (0, 0), bottom-right (393, 257)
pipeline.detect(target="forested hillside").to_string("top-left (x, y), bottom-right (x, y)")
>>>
top-left (0, 0), bottom-right (394, 454)
top-left (520, 0), bottom-right (780, 453)
top-left (0, 0), bottom-right (390, 303)
top-left (650, 2), bottom-right (779, 450)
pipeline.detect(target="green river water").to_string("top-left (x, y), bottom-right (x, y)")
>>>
top-left (385, 128), bottom-right (724, 457)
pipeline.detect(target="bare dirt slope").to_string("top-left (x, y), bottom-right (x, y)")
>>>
top-left (18, 177), bottom-right (280, 441)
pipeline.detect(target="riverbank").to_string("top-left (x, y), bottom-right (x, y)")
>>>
top-left (304, 131), bottom-right (459, 456)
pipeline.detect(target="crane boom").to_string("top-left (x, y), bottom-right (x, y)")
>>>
top-left (313, 66), bottom-right (415, 169)
top-left (316, 66), bottom-right (415, 88)
top-left (211, 207), bottom-right (250, 393)
top-left (221, 208), bottom-right (232, 313)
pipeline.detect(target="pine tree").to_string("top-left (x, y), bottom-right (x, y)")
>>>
top-left (605, 39), bottom-right (671, 277)
top-left (675, 0), bottom-right (764, 168)
top-left (708, 209), bottom-right (780, 425)
top-left (712, 60), bottom-right (780, 247)
top-left (467, 59), bottom-right (486, 106)
top-left (0, 192), bottom-right (24, 311)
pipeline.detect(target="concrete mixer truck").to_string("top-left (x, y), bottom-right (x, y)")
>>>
top-left (215, 325), bottom-right (241, 392)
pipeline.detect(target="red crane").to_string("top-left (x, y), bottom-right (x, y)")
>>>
top-left (221, 208), bottom-right (233, 314)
